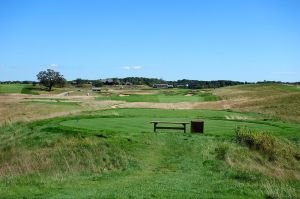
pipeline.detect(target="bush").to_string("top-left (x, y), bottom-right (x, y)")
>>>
top-left (235, 126), bottom-right (298, 162)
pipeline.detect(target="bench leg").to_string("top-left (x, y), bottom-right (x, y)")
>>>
top-left (183, 124), bottom-right (186, 133)
top-left (154, 123), bottom-right (157, 132)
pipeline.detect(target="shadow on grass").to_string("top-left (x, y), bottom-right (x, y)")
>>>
top-left (21, 87), bottom-right (40, 95)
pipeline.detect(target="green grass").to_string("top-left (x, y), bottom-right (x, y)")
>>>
top-left (60, 115), bottom-right (296, 138)
top-left (0, 108), bottom-right (299, 198)
top-left (0, 84), bottom-right (38, 95)
top-left (97, 92), bottom-right (220, 102)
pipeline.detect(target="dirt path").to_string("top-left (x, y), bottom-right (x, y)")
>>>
top-left (57, 91), bottom-right (74, 96)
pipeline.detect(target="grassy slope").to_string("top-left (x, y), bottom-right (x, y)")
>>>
top-left (215, 84), bottom-right (300, 123)
top-left (0, 109), bottom-right (299, 198)
top-left (0, 99), bottom-right (83, 125)
top-left (0, 84), bottom-right (38, 95)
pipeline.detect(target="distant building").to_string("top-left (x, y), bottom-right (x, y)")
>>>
top-left (124, 82), bottom-right (133, 85)
top-left (92, 87), bottom-right (101, 92)
top-left (101, 78), bottom-right (120, 85)
top-left (101, 78), bottom-right (114, 84)
top-left (153, 84), bottom-right (173, 88)
top-left (175, 84), bottom-right (189, 88)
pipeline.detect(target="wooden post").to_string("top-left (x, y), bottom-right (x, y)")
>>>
top-left (183, 123), bottom-right (186, 133)
top-left (190, 120), bottom-right (204, 133)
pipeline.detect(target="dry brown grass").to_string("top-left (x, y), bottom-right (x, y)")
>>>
top-left (221, 126), bottom-right (300, 181)
top-left (0, 94), bottom-right (120, 125)
top-left (214, 84), bottom-right (300, 123)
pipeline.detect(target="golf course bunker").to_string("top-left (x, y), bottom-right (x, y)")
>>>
top-left (119, 94), bottom-right (130, 97)
top-left (59, 109), bottom-right (285, 136)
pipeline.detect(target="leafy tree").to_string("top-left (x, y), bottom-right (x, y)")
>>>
top-left (36, 69), bottom-right (66, 91)
top-left (75, 78), bottom-right (84, 87)
top-left (92, 80), bottom-right (103, 87)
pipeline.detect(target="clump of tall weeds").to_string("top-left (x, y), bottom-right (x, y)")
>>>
top-left (226, 126), bottom-right (300, 180)
top-left (235, 126), bottom-right (299, 163)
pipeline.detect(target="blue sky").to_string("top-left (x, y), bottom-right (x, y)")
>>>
top-left (0, 0), bottom-right (299, 82)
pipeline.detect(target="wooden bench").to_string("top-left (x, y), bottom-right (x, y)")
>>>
top-left (150, 121), bottom-right (189, 133)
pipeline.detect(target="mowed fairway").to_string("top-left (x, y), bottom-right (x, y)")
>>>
top-left (0, 84), bottom-right (38, 94)
top-left (60, 109), bottom-right (299, 138)
top-left (96, 89), bottom-right (220, 103)
top-left (1, 108), bottom-right (299, 198)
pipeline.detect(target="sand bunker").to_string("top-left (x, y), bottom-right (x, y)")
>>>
top-left (225, 115), bottom-right (252, 120)
top-left (110, 105), bottom-right (120, 109)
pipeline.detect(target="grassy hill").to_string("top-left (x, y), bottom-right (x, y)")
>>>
top-left (0, 84), bottom-right (38, 95)
top-left (215, 84), bottom-right (300, 123)
top-left (0, 83), bottom-right (299, 198)
top-left (0, 108), bottom-right (299, 198)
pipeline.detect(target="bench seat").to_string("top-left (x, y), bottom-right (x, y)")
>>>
top-left (150, 121), bottom-right (189, 133)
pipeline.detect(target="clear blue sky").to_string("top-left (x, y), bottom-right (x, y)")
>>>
top-left (1, 0), bottom-right (299, 82)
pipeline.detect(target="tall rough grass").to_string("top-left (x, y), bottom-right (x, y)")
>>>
top-left (216, 84), bottom-right (300, 123)
top-left (235, 126), bottom-right (299, 162)
top-left (0, 136), bottom-right (129, 177)
top-left (232, 126), bottom-right (300, 180)
top-left (0, 115), bottom-right (138, 179)
top-left (235, 126), bottom-right (278, 161)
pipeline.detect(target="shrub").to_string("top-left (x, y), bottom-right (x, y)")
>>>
top-left (235, 126), bottom-right (297, 162)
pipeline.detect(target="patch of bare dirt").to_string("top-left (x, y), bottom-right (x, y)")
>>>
top-left (225, 115), bottom-right (254, 120)
top-left (117, 101), bottom-right (225, 110)
top-left (57, 91), bottom-right (74, 96)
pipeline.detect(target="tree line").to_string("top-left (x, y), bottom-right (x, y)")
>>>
top-left (0, 69), bottom-right (299, 91)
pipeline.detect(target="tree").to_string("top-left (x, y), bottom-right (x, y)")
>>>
top-left (92, 80), bottom-right (103, 87)
top-left (75, 78), bottom-right (84, 87)
top-left (36, 69), bottom-right (66, 91)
